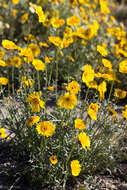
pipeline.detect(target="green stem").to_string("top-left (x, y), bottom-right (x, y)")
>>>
top-left (108, 80), bottom-right (114, 103)
top-left (63, 131), bottom-right (77, 190)
top-left (37, 71), bottom-right (40, 91)
top-left (12, 66), bottom-right (15, 96)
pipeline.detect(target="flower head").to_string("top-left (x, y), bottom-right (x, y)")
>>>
top-left (119, 60), bottom-right (127, 73)
top-left (26, 91), bottom-right (45, 112)
top-left (88, 103), bottom-right (100, 120)
top-left (97, 45), bottom-right (108, 57)
top-left (71, 160), bottom-right (81, 176)
top-left (78, 132), bottom-right (90, 149)
top-left (0, 77), bottom-right (8, 85)
top-left (82, 64), bottom-right (95, 84)
top-left (32, 59), bottom-right (45, 71)
top-left (57, 93), bottom-right (77, 109)
top-left (36, 121), bottom-right (55, 137)
top-left (26, 116), bottom-right (40, 127)
top-left (74, 119), bottom-right (86, 130)
top-left (66, 81), bottom-right (80, 94)
top-left (49, 155), bottom-right (58, 165)
top-left (0, 128), bottom-right (7, 138)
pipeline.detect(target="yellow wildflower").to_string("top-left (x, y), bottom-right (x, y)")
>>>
top-left (66, 81), bottom-right (80, 94)
top-left (74, 119), bottom-right (86, 130)
top-left (48, 86), bottom-right (54, 91)
top-left (35, 5), bottom-right (46, 23)
top-left (78, 132), bottom-right (90, 149)
top-left (122, 105), bottom-right (127, 120)
top-left (49, 155), bottom-right (58, 165)
top-left (97, 81), bottom-right (107, 101)
top-left (51, 17), bottom-right (65, 29)
top-left (2, 40), bottom-right (19, 50)
top-left (49, 36), bottom-right (62, 47)
top-left (0, 128), bottom-right (7, 138)
top-left (0, 51), bottom-right (5, 59)
top-left (57, 93), bottom-right (77, 110)
top-left (12, 0), bottom-right (20, 5)
top-left (39, 42), bottom-right (49, 47)
top-left (0, 77), bottom-right (8, 85)
top-left (97, 45), bottom-right (108, 57)
top-left (109, 107), bottom-right (117, 118)
top-left (67, 15), bottom-right (80, 27)
top-left (102, 59), bottom-right (112, 71)
top-left (82, 64), bottom-right (95, 84)
top-left (21, 13), bottom-right (29, 24)
top-left (0, 60), bottom-right (7, 67)
top-left (28, 44), bottom-right (40, 57)
top-left (26, 91), bottom-right (45, 112)
top-left (32, 59), bottom-right (45, 71)
top-left (119, 60), bottom-right (127, 73)
top-left (88, 103), bottom-right (100, 120)
top-left (26, 116), bottom-right (40, 127)
top-left (36, 121), bottom-right (55, 137)
top-left (71, 160), bottom-right (81, 176)
top-left (45, 56), bottom-right (53, 63)
top-left (114, 89), bottom-right (126, 99)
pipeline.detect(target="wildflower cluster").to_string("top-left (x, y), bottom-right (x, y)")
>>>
top-left (0, 0), bottom-right (127, 189)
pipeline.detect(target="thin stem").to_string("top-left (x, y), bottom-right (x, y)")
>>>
top-left (12, 66), bottom-right (15, 96)
top-left (37, 71), bottom-right (40, 91)
top-left (108, 80), bottom-right (114, 103)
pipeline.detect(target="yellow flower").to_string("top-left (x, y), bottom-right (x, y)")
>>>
top-left (71, 160), bottom-right (81, 176)
top-left (0, 77), bottom-right (8, 85)
top-left (48, 86), bottom-right (54, 91)
top-left (67, 15), bottom-right (80, 27)
top-left (39, 42), bottom-right (49, 47)
top-left (12, 0), bottom-right (20, 5)
top-left (45, 56), bottom-right (53, 63)
top-left (114, 89), bottom-right (126, 99)
top-left (122, 105), bottom-right (127, 120)
top-left (0, 128), bottom-right (7, 138)
top-left (35, 5), bottom-right (46, 23)
top-left (28, 44), bottom-right (40, 57)
top-left (49, 155), bottom-right (58, 165)
top-left (119, 60), bottom-right (127, 73)
top-left (12, 56), bottom-right (22, 68)
top-left (12, 9), bottom-right (18, 17)
top-left (19, 47), bottom-right (34, 64)
top-left (0, 51), bottom-right (5, 59)
top-left (51, 17), bottom-right (65, 29)
top-left (109, 107), bottom-right (117, 118)
top-left (26, 91), bottom-right (45, 112)
top-left (97, 81), bottom-right (107, 101)
top-left (2, 40), bottom-right (19, 50)
top-left (66, 81), bottom-right (80, 94)
top-left (86, 81), bottom-right (98, 89)
top-left (26, 116), bottom-right (40, 127)
top-left (100, 0), bottom-right (110, 15)
top-left (22, 76), bottom-right (33, 87)
top-left (102, 59), bottom-right (112, 71)
top-left (36, 121), bottom-right (55, 137)
top-left (82, 65), bottom-right (95, 84)
top-left (78, 132), bottom-right (90, 149)
top-left (57, 93), bottom-right (77, 110)
top-left (0, 60), bottom-right (7, 67)
top-left (32, 59), bottom-right (45, 71)
top-left (74, 119), bottom-right (86, 130)
top-left (21, 13), bottom-right (29, 24)
top-left (97, 45), bottom-right (108, 57)
top-left (88, 103), bottom-right (100, 120)
top-left (49, 36), bottom-right (62, 47)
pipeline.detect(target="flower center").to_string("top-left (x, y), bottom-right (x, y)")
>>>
top-left (32, 98), bottom-right (39, 104)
